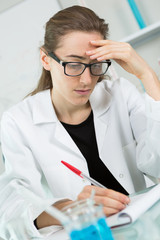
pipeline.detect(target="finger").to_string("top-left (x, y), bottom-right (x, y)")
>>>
top-left (89, 50), bottom-right (111, 60)
top-left (89, 39), bottom-right (117, 46)
top-left (88, 47), bottom-right (131, 60)
top-left (98, 51), bottom-right (132, 62)
top-left (103, 206), bottom-right (123, 216)
top-left (91, 187), bottom-right (130, 204)
top-left (77, 194), bottom-right (126, 217)
top-left (94, 195), bottom-right (127, 211)
top-left (86, 46), bottom-right (106, 55)
top-left (87, 50), bottom-right (132, 62)
top-left (86, 42), bottom-right (126, 56)
top-left (104, 189), bottom-right (130, 205)
top-left (90, 40), bottom-right (130, 50)
top-left (77, 190), bottom-right (127, 213)
top-left (89, 40), bottom-right (129, 54)
top-left (81, 186), bottom-right (130, 205)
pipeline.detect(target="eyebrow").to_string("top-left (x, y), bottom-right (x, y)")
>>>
top-left (65, 54), bottom-right (86, 60)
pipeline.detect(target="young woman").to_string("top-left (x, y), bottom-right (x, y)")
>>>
top-left (0, 5), bottom-right (160, 239)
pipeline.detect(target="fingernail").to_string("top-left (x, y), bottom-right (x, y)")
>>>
top-left (86, 51), bottom-right (91, 54)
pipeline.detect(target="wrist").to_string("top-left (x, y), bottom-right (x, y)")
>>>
top-left (36, 199), bottom-right (73, 229)
top-left (140, 69), bottom-right (160, 101)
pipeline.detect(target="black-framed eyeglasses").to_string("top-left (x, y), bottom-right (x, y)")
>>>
top-left (48, 52), bottom-right (111, 77)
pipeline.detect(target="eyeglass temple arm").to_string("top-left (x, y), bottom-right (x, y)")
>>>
top-left (48, 52), bottom-right (61, 63)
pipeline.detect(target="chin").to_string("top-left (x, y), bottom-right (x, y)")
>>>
top-left (72, 99), bottom-right (89, 106)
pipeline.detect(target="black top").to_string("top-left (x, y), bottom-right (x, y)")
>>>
top-left (61, 111), bottom-right (128, 195)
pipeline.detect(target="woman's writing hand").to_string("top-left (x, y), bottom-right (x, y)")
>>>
top-left (77, 185), bottom-right (130, 216)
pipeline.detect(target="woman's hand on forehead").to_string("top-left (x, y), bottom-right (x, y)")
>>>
top-left (85, 39), bottom-right (152, 80)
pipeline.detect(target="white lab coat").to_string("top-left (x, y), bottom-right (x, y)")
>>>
top-left (0, 77), bottom-right (160, 239)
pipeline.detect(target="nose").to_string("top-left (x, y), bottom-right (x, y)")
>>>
top-left (79, 67), bottom-right (92, 85)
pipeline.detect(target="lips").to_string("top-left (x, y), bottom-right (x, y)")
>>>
top-left (74, 89), bottom-right (91, 95)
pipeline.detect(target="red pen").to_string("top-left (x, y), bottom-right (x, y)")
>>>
top-left (61, 160), bottom-right (106, 188)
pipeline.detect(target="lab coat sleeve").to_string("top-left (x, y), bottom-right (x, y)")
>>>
top-left (120, 78), bottom-right (160, 178)
top-left (136, 93), bottom-right (160, 178)
top-left (0, 112), bottom-right (64, 240)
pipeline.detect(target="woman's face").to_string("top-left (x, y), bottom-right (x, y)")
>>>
top-left (48, 31), bottom-right (103, 109)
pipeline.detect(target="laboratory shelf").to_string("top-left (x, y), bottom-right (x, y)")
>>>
top-left (120, 21), bottom-right (160, 47)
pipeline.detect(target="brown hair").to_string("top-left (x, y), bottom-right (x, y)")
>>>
top-left (30, 5), bottom-right (109, 96)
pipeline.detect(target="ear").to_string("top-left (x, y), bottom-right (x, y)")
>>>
top-left (40, 49), bottom-right (51, 71)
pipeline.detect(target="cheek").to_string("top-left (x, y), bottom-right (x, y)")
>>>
top-left (92, 77), bottom-right (99, 85)
top-left (51, 71), bottom-right (74, 93)
top-left (50, 66), bottom-right (65, 85)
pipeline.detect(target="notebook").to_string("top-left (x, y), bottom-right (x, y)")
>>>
top-left (107, 183), bottom-right (160, 228)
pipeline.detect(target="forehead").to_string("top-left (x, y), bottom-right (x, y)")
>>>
top-left (55, 31), bottom-right (103, 56)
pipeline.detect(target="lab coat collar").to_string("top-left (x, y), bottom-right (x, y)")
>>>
top-left (89, 81), bottom-right (112, 117)
top-left (32, 89), bottom-right (58, 124)
top-left (32, 81), bottom-right (112, 125)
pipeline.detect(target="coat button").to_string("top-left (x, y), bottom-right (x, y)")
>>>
top-left (119, 173), bottom-right (124, 178)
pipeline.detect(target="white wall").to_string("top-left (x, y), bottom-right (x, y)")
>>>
top-left (0, 0), bottom-right (61, 174)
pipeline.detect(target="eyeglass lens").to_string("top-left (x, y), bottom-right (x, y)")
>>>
top-left (65, 62), bottom-right (109, 76)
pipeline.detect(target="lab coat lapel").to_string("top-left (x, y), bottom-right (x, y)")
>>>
top-left (94, 114), bottom-right (109, 154)
top-left (54, 121), bottom-right (83, 158)
top-left (32, 90), bottom-right (83, 157)
top-left (90, 82), bottom-right (112, 154)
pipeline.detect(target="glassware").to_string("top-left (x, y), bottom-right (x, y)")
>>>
top-left (62, 199), bottom-right (114, 240)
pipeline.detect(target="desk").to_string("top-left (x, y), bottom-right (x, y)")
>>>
top-left (45, 195), bottom-right (160, 240)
